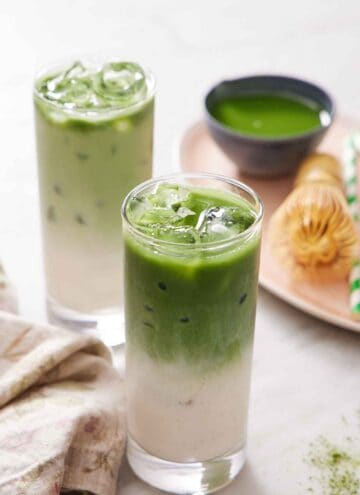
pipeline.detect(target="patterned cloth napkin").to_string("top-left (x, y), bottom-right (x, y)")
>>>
top-left (0, 265), bottom-right (126, 495)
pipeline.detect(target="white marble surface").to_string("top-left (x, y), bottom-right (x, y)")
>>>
top-left (0, 1), bottom-right (359, 494)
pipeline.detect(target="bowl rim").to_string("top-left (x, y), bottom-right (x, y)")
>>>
top-left (204, 73), bottom-right (336, 144)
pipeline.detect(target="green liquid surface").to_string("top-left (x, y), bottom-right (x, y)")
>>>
top-left (126, 183), bottom-right (256, 244)
top-left (124, 183), bottom-right (261, 371)
top-left (210, 93), bottom-right (325, 138)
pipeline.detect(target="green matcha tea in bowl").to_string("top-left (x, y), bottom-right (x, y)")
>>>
top-left (122, 172), bottom-right (263, 493)
top-left (34, 58), bottom-right (155, 346)
top-left (205, 74), bottom-right (334, 177)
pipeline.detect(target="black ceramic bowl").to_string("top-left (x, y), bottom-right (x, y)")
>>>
top-left (205, 75), bottom-right (335, 178)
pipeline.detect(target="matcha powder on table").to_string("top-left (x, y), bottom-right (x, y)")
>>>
top-left (307, 437), bottom-right (360, 494)
top-left (305, 413), bottom-right (360, 495)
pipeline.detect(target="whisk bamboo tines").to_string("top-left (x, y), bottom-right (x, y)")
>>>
top-left (269, 153), bottom-right (358, 282)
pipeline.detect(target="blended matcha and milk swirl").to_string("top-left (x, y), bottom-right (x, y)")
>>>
top-left (123, 178), bottom-right (262, 463)
top-left (123, 181), bottom-right (261, 370)
top-left (34, 59), bottom-right (155, 320)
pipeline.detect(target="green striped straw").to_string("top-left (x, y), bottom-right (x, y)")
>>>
top-left (343, 132), bottom-right (360, 319)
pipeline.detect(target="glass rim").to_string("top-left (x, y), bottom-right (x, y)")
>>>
top-left (33, 56), bottom-right (156, 119)
top-left (121, 172), bottom-right (264, 250)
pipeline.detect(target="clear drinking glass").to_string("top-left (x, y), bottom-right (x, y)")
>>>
top-left (122, 172), bottom-right (263, 493)
top-left (34, 57), bottom-right (155, 346)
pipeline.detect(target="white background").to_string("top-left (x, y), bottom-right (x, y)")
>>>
top-left (0, 2), bottom-right (359, 494)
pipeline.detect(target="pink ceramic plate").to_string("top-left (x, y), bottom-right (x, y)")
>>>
top-left (179, 116), bottom-right (360, 333)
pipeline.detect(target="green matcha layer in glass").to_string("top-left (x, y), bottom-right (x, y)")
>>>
top-left (122, 173), bottom-right (263, 494)
top-left (34, 59), bottom-right (155, 345)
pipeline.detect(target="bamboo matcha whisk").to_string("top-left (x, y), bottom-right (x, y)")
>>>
top-left (269, 153), bottom-right (358, 282)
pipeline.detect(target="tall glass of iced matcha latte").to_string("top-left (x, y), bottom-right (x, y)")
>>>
top-left (34, 59), bottom-right (155, 345)
top-left (122, 173), bottom-right (263, 494)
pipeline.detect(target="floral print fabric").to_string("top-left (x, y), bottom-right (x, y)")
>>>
top-left (0, 265), bottom-right (125, 495)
